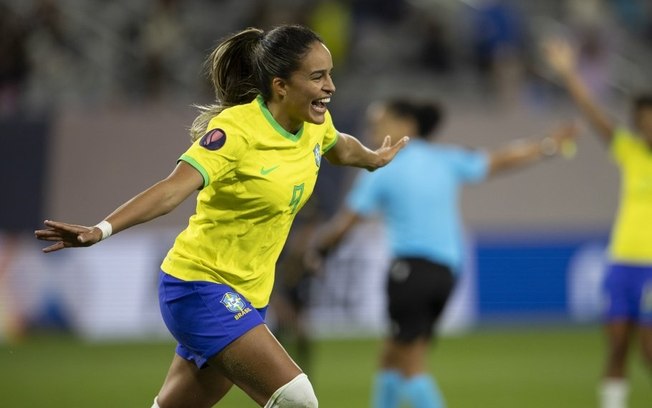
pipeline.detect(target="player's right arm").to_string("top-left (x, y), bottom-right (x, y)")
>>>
top-left (543, 38), bottom-right (614, 144)
top-left (487, 122), bottom-right (579, 177)
top-left (304, 208), bottom-right (362, 272)
top-left (35, 161), bottom-right (203, 253)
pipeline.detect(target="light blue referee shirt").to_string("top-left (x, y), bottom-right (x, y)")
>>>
top-left (346, 139), bottom-right (489, 273)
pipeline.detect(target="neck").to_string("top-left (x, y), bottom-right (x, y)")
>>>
top-left (265, 100), bottom-right (301, 134)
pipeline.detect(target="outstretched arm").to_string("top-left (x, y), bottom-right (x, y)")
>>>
top-left (35, 161), bottom-right (203, 253)
top-left (488, 122), bottom-right (579, 177)
top-left (543, 38), bottom-right (614, 144)
top-left (325, 133), bottom-right (409, 171)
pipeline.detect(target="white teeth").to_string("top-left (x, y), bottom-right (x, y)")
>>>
top-left (318, 97), bottom-right (330, 103)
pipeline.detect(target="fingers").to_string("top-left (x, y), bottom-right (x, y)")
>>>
top-left (396, 136), bottom-right (409, 148)
top-left (303, 250), bottom-right (322, 273)
top-left (35, 219), bottom-right (98, 252)
top-left (379, 136), bottom-right (409, 152)
top-left (43, 220), bottom-right (89, 235)
top-left (552, 122), bottom-right (580, 159)
top-left (34, 229), bottom-right (63, 240)
top-left (388, 136), bottom-right (410, 155)
top-left (35, 234), bottom-right (67, 242)
top-left (42, 241), bottom-right (66, 253)
top-left (367, 136), bottom-right (411, 171)
top-left (549, 122), bottom-right (577, 139)
top-left (561, 122), bottom-right (580, 140)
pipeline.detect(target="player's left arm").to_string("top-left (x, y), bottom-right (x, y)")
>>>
top-left (488, 122), bottom-right (579, 177)
top-left (324, 132), bottom-right (409, 171)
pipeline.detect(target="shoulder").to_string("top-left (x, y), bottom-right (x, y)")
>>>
top-left (612, 126), bottom-right (644, 152)
top-left (204, 102), bottom-right (262, 146)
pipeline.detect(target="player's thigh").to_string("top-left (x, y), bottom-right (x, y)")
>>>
top-left (157, 353), bottom-right (234, 408)
top-left (210, 324), bottom-right (302, 406)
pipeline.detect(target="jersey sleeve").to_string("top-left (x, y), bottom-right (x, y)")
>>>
top-left (448, 147), bottom-right (490, 183)
top-left (345, 170), bottom-right (382, 216)
top-left (179, 118), bottom-right (248, 188)
top-left (321, 111), bottom-right (339, 153)
top-left (610, 127), bottom-right (636, 165)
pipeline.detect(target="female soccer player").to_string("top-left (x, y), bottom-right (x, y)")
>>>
top-left (306, 98), bottom-right (578, 408)
top-left (544, 38), bottom-right (652, 408)
top-left (34, 25), bottom-right (408, 408)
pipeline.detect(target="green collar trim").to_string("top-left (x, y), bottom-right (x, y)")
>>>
top-left (257, 95), bottom-right (303, 142)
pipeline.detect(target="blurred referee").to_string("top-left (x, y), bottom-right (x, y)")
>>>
top-left (308, 97), bottom-right (577, 408)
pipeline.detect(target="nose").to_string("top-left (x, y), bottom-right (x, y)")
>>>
top-left (325, 75), bottom-right (336, 94)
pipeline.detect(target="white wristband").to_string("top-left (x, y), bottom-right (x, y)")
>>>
top-left (94, 220), bottom-right (113, 241)
top-left (539, 137), bottom-right (558, 157)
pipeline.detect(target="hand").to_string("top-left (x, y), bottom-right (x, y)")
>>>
top-left (34, 220), bottom-right (102, 253)
top-left (541, 121), bottom-right (581, 159)
top-left (366, 135), bottom-right (410, 171)
top-left (549, 121), bottom-right (580, 145)
top-left (542, 38), bottom-right (576, 76)
top-left (303, 247), bottom-right (325, 274)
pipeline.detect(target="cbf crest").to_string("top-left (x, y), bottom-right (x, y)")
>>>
top-left (221, 292), bottom-right (245, 313)
top-left (313, 143), bottom-right (321, 168)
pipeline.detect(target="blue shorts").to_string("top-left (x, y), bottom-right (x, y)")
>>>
top-left (158, 271), bottom-right (267, 368)
top-left (603, 263), bottom-right (652, 325)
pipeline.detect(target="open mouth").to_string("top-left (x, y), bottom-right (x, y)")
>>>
top-left (311, 97), bottom-right (330, 114)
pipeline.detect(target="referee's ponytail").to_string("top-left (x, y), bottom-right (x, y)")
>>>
top-left (190, 25), bottom-right (324, 142)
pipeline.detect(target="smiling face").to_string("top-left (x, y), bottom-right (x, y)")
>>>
top-left (272, 42), bottom-right (335, 133)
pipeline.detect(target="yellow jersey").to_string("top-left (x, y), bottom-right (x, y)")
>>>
top-left (608, 128), bottom-right (652, 263)
top-left (161, 96), bottom-right (339, 307)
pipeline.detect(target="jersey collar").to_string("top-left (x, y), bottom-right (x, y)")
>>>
top-left (257, 95), bottom-right (304, 142)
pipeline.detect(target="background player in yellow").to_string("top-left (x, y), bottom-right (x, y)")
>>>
top-left (544, 38), bottom-right (652, 408)
top-left (35, 25), bottom-right (408, 408)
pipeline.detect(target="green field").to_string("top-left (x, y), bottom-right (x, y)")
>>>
top-left (0, 326), bottom-right (649, 407)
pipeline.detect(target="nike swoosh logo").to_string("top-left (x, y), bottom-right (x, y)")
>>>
top-left (260, 165), bottom-right (280, 175)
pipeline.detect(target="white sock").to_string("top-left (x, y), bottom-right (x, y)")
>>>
top-left (151, 397), bottom-right (161, 408)
top-left (599, 378), bottom-right (628, 408)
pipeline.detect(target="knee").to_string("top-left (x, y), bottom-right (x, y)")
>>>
top-left (265, 373), bottom-right (318, 408)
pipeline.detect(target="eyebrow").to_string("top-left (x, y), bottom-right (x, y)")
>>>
top-left (310, 68), bottom-right (331, 76)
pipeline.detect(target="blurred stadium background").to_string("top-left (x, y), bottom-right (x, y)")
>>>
top-left (1, 0), bottom-right (651, 406)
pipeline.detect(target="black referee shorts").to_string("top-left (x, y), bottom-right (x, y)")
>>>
top-left (386, 257), bottom-right (455, 343)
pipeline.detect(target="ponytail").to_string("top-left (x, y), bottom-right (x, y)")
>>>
top-left (189, 25), bottom-right (323, 142)
top-left (189, 28), bottom-right (264, 142)
top-left (189, 104), bottom-right (223, 142)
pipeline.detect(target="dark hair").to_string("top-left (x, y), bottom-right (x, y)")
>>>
top-left (384, 98), bottom-right (444, 138)
top-left (190, 25), bottom-right (323, 141)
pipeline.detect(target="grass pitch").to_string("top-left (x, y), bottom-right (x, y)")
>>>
top-left (0, 325), bottom-right (649, 407)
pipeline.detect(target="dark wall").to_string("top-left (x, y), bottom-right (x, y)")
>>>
top-left (0, 116), bottom-right (49, 231)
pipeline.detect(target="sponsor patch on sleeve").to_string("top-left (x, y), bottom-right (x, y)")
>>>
top-left (199, 128), bottom-right (227, 150)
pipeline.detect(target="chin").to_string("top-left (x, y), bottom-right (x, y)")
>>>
top-left (307, 111), bottom-right (326, 125)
